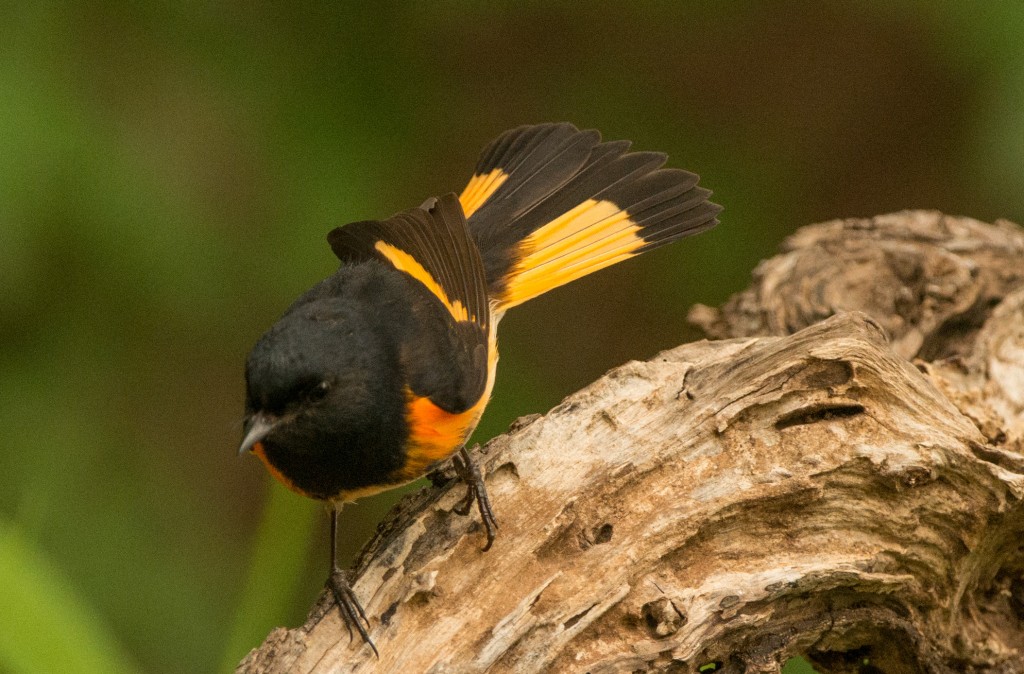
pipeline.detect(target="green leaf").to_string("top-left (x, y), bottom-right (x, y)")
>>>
top-left (0, 518), bottom-right (141, 674)
top-left (783, 656), bottom-right (822, 673)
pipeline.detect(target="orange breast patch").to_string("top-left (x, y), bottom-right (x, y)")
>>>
top-left (397, 327), bottom-right (498, 481)
top-left (397, 392), bottom-right (488, 481)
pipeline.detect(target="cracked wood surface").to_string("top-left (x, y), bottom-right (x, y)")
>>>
top-left (239, 211), bottom-right (1024, 674)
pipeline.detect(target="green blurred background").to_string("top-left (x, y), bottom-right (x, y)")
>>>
top-left (1, 2), bottom-right (1022, 673)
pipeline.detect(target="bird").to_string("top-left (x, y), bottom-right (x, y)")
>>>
top-left (239, 122), bottom-right (721, 653)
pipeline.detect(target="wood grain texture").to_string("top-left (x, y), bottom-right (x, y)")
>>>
top-left (239, 211), bottom-right (1024, 674)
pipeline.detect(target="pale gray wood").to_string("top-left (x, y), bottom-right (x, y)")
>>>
top-left (239, 211), bottom-right (1024, 674)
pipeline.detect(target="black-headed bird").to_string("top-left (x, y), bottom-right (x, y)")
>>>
top-left (240, 123), bottom-right (721, 652)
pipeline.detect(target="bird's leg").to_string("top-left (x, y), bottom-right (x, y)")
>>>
top-left (326, 506), bottom-right (378, 657)
top-left (451, 445), bottom-right (498, 551)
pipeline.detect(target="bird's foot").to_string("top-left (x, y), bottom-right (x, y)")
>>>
top-left (451, 445), bottom-right (498, 551)
top-left (327, 567), bottom-right (378, 657)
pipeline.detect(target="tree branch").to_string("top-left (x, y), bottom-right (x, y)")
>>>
top-left (239, 211), bottom-right (1024, 674)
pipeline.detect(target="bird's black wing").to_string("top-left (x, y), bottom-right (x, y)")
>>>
top-left (328, 193), bottom-right (491, 414)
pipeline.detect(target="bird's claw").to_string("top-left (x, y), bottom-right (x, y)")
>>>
top-left (452, 446), bottom-right (498, 550)
top-left (327, 567), bottom-right (378, 657)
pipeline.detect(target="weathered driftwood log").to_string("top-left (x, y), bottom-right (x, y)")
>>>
top-left (239, 211), bottom-right (1024, 674)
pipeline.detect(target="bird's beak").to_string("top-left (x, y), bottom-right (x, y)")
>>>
top-left (239, 414), bottom-right (277, 456)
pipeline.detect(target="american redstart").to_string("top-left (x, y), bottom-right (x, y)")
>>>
top-left (239, 123), bottom-right (721, 652)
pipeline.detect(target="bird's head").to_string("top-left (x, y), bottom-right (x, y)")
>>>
top-left (239, 299), bottom-right (401, 481)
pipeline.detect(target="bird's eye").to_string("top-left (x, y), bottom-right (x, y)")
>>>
top-left (307, 380), bottom-right (330, 402)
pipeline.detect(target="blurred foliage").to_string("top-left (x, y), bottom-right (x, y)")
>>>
top-left (0, 2), bottom-right (1021, 673)
top-left (783, 657), bottom-right (820, 673)
top-left (0, 518), bottom-right (141, 674)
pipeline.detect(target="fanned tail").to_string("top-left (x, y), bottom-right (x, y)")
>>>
top-left (459, 123), bottom-right (721, 313)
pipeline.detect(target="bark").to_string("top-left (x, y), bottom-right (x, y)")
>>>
top-left (239, 211), bottom-right (1024, 674)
